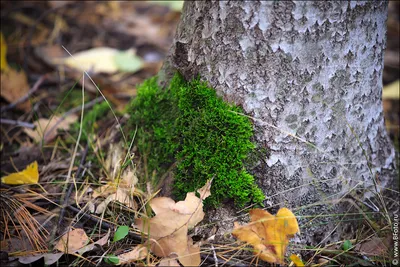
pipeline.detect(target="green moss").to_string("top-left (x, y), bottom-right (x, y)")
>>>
top-left (129, 73), bottom-right (264, 207)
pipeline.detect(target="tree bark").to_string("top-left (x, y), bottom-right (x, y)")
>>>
top-left (161, 1), bottom-right (397, 245)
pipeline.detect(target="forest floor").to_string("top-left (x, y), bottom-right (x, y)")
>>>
top-left (0, 1), bottom-right (399, 266)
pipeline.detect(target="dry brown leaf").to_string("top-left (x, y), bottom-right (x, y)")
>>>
top-left (173, 192), bottom-right (205, 229)
top-left (158, 257), bottom-right (180, 266)
top-left (19, 253), bottom-right (64, 265)
top-left (93, 144), bottom-right (139, 213)
top-left (34, 45), bottom-right (67, 67)
top-left (177, 237), bottom-right (201, 267)
top-left (232, 208), bottom-right (299, 264)
top-left (197, 179), bottom-right (212, 200)
top-left (0, 237), bottom-right (35, 253)
top-left (0, 68), bottom-right (30, 112)
top-left (136, 213), bottom-right (189, 258)
top-left (24, 115), bottom-right (77, 143)
top-left (95, 186), bottom-right (137, 214)
top-left (18, 230), bottom-right (110, 265)
top-left (75, 230), bottom-right (110, 255)
top-left (93, 181), bottom-right (138, 214)
top-left (355, 236), bottom-right (391, 257)
top-left (55, 228), bottom-right (89, 253)
top-left (117, 244), bottom-right (148, 265)
top-left (135, 180), bottom-right (212, 266)
top-left (148, 197), bottom-right (176, 215)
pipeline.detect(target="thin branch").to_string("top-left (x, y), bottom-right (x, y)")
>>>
top-left (0, 118), bottom-right (35, 129)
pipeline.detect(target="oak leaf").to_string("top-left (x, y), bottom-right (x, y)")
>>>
top-left (232, 208), bottom-right (299, 264)
top-left (135, 179), bottom-right (212, 266)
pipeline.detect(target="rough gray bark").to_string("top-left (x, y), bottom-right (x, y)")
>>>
top-left (161, 1), bottom-right (397, 245)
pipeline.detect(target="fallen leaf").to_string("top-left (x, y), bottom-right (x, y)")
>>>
top-left (93, 144), bottom-right (139, 213)
top-left (0, 68), bottom-right (30, 112)
top-left (105, 254), bottom-right (120, 264)
top-left (355, 236), bottom-right (391, 257)
top-left (1, 32), bottom-right (9, 71)
top-left (62, 47), bottom-right (143, 74)
top-left (94, 184), bottom-right (137, 214)
top-left (24, 115), bottom-right (78, 143)
top-left (113, 225), bottom-right (129, 242)
top-left (114, 50), bottom-right (144, 73)
top-left (158, 257), bottom-right (180, 266)
top-left (232, 208), bottom-right (299, 264)
top-left (1, 161), bottom-right (39, 185)
top-left (1, 32), bottom-right (30, 112)
top-left (135, 180), bottom-right (212, 266)
top-left (75, 229), bottom-right (110, 255)
top-left (137, 212), bottom-right (188, 259)
top-left (0, 237), bottom-right (35, 252)
top-left (177, 237), bottom-right (201, 267)
top-left (55, 228), bottom-right (89, 253)
top-left (18, 230), bottom-right (110, 265)
top-left (290, 254), bottom-right (305, 266)
top-left (117, 245), bottom-right (148, 265)
top-left (196, 178), bottom-right (212, 200)
top-left (149, 1), bottom-right (184, 12)
top-left (63, 47), bottom-right (118, 73)
top-left (342, 240), bottom-right (353, 251)
top-left (34, 45), bottom-right (67, 67)
top-left (383, 80), bottom-right (399, 99)
top-left (19, 253), bottom-right (64, 265)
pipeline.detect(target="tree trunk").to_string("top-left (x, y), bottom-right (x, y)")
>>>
top-left (161, 1), bottom-right (397, 245)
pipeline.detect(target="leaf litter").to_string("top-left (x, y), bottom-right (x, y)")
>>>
top-left (1, 1), bottom-right (397, 266)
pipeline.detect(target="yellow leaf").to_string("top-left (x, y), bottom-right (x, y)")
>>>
top-left (1, 32), bottom-right (9, 72)
top-left (1, 161), bottom-right (39, 185)
top-left (62, 47), bottom-right (119, 73)
top-left (232, 208), bottom-right (299, 264)
top-left (290, 254), bottom-right (305, 266)
top-left (382, 80), bottom-right (399, 100)
top-left (61, 47), bottom-right (143, 74)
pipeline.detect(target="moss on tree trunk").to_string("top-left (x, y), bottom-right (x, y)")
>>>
top-left (128, 73), bottom-right (264, 207)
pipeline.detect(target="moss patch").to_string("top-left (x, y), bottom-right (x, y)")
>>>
top-left (129, 73), bottom-right (264, 207)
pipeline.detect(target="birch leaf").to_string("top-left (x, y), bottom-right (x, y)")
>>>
top-left (114, 50), bottom-right (144, 73)
top-left (1, 161), bottom-right (39, 185)
top-left (63, 47), bottom-right (119, 73)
